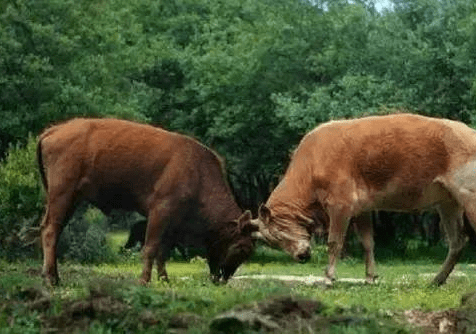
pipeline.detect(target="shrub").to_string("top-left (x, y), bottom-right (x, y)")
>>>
top-left (0, 136), bottom-right (43, 260)
top-left (58, 207), bottom-right (118, 264)
top-left (0, 136), bottom-right (116, 263)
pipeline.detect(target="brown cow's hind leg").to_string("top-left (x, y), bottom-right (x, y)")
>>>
top-left (40, 192), bottom-right (75, 286)
top-left (432, 201), bottom-right (467, 286)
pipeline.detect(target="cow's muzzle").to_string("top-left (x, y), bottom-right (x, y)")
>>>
top-left (296, 249), bottom-right (311, 263)
top-left (294, 240), bottom-right (311, 263)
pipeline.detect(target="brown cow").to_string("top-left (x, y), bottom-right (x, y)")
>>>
top-left (255, 113), bottom-right (476, 286)
top-left (37, 118), bottom-right (257, 286)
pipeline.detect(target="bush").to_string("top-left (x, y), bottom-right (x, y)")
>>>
top-left (0, 136), bottom-right (43, 260)
top-left (0, 137), bottom-right (116, 263)
top-left (58, 207), bottom-right (118, 264)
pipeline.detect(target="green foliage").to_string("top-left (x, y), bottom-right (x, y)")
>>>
top-left (0, 0), bottom-right (82, 156)
top-left (2, 0), bottom-right (476, 258)
top-left (0, 137), bottom-right (116, 263)
top-left (0, 136), bottom-right (43, 259)
top-left (57, 207), bottom-right (118, 264)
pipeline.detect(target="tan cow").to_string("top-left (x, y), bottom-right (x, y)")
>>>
top-left (37, 118), bottom-right (257, 286)
top-left (255, 113), bottom-right (476, 285)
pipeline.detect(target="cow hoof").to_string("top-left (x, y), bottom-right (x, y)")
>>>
top-left (210, 275), bottom-right (227, 285)
top-left (324, 276), bottom-right (335, 287)
top-left (42, 273), bottom-right (59, 287)
top-left (365, 275), bottom-right (379, 284)
top-left (139, 278), bottom-right (150, 286)
top-left (158, 276), bottom-right (169, 284)
top-left (431, 277), bottom-right (446, 287)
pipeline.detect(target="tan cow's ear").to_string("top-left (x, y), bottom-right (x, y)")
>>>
top-left (258, 204), bottom-right (271, 222)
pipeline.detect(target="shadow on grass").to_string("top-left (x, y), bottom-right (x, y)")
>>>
top-left (248, 241), bottom-right (476, 267)
top-left (375, 242), bottom-right (476, 265)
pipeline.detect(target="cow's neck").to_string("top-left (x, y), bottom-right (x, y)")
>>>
top-left (201, 182), bottom-right (242, 224)
top-left (213, 197), bottom-right (242, 223)
top-left (267, 172), bottom-right (320, 228)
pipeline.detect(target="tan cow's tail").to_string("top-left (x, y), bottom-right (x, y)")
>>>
top-left (36, 137), bottom-right (48, 191)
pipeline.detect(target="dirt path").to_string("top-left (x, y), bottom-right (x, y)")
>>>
top-left (232, 270), bottom-right (470, 286)
top-left (233, 274), bottom-right (367, 285)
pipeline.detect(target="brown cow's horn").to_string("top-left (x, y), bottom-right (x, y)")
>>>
top-left (251, 231), bottom-right (265, 241)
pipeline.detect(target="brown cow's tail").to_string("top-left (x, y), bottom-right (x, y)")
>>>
top-left (36, 137), bottom-right (48, 191)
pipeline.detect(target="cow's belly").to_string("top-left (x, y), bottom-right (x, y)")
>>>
top-left (91, 187), bottom-right (143, 214)
top-left (165, 219), bottom-right (208, 250)
top-left (371, 180), bottom-right (451, 212)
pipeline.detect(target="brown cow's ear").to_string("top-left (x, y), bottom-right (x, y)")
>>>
top-left (237, 210), bottom-right (252, 225)
top-left (238, 210), bottom-right (258, 233)
top-left (258, 204), bottom-right (271, 223)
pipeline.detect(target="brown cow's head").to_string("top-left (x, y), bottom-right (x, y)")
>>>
top-left (208, 210), bottom-right (258, 283)
top-left (254, 204), bottom-right (312, 263)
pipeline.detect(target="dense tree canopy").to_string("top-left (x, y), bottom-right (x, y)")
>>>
top-left (2, 0), bottom-right (476, 169)
top-left (2, 0), bottom-right (476, 256)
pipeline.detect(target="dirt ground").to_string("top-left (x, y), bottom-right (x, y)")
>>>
top-left (404, 309), bottom-right (458, 334)
top-left (3, 286), bottom-right (463, 333)
top-left (4, 271), bottom-right (475, 333)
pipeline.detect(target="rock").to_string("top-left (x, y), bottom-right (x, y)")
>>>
top-left (259, 296), bottom-right (324, 320)
top-left (456, 291), bottom-right (476, 334)
top-left (461, 291), bottom-right (476, 309)
top-left (210, 310), bottom-right (280, 333)
top-left (168, 312), bottom-right (203, 329)
top-left (210, 296), bottom-right (325, 333)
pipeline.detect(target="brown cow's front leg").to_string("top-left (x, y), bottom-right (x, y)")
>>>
top-left (325, 208), bottom-right (351, 285)
top-left (156, 248), bottom-right (169, 282)
top-left (353, 212), bottom-right (378, 283)
top-left (41, 213), bottom-right (60, 286)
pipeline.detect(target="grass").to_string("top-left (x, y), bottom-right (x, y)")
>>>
top-left (2, 231), bottom-right (476, 333)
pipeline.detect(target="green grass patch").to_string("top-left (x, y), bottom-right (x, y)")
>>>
top-left (106, 230), bottom-right (129, 253)
top-left (2, 239), bottom-right (476, 333)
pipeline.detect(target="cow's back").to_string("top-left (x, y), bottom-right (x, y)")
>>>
top-left (271, 113), bottom-right (476, 212)
top-left (39, 118), bottom-right (217, 214)
top-left (300, 114), bottom-right (476, 181)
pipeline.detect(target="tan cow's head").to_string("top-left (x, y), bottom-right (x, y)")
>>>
top-left (254, 204), bottom-right (312, 263)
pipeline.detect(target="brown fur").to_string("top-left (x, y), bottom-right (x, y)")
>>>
top-left (37, 118), bottom-right (256, 285)
top-left (256, 113), bottom-right (476, 285)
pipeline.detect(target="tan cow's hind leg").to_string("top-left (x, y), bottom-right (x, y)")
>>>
top-left (432, 201), bottom-right (467, 286)
top-left (325, 208), bottom-right (351, 285)
top-left (352, 212), bottom-right (377, 283)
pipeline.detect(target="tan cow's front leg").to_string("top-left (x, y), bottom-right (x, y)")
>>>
top-left (352, 212), bottom-right (378, 283)
top-left (433, 202), bottom-right (467, 286)
top-left (325, 208), bottom-right (351, 285)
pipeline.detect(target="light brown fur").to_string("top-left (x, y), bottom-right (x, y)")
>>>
top-left (37, 118), bottom-right (256, 286)
top-left (256, 113), bottom-right (476, 285)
